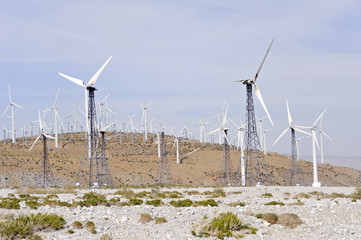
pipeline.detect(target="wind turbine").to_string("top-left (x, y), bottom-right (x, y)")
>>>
top-left (229, 117), bottom-right (246, 186)
top-left (318, 114), bottom-right (332, 164)
top-left (295, 109), bottom-right (326, 187)
top-left (173, 135), bottom-right (180, 164)
top-left (65, 103), bottom-right (82, 133)
top-left (1, 85), bottom-right (23, 144)
top-left (44, 89), bottom-right (63, 148)
top-left (29, 111), bottom-right (56, 187)
top-left (137, 100), bottom-right (154, 141)
top-left (96, 94), bottom-right (111, 129)
top-left (231, 39), bottom-right (274, 186)
top-left (273, 101), bottom-right (311, 186)
top-left (209, 104), bottom-right (234, 185)
top-left (58, 56), bottom-right (112, 159)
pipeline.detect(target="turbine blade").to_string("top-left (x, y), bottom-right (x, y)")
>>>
top-left (58, 72), bottom-right (85, 88)
top-left (286, 100), bottom-right (292, 126)
top-left (313, 130), bottom-right (320, 150)
top-left (209, 128), bottom-right (221, 135)
top-left (229, 117), bottom-right (239, 128)
top-left (87, 56), bottom-right (112, 86)
top-left (293, 127), bottom-right (312, 136)
top-left (136, 99), bottom-right (144, 108)
top-left (13, 103), bottom-right (24, 109)
top-left (44, 134), bottom-right (56, 140)
top-left (254, 38), bottom-right (274, 81)
top-left (273, 128), bottom-right (288, 146)
top-left (54, 88), bottom-right (60, 106)
top-left (223, 130), bottom-right (231, 146)
top-left (29, 134), bottom-right (41, 151)
top-left (320, 130), bottom-right (332, 141)
top-left (254, 83), bottom-right (274, 126)
top-left (313, 109), bottom-right (327, 127)
top-left (145, 101), bottom-right (154, 108)
top-left (8, 84), bottom-right (12, 102)
top-left (1, 105), bottom-right (10, 118)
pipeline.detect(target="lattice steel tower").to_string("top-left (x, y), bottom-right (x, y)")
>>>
top-left (285, 128), bottom-right (306, 186)
top-left (242, 84), bottom-right (271, 186)
top-left (156, 132), bottom-right (173, 184)
top-left (76, 87), bottom-right (113, 188)
top-left (218, 129), bottom-right (235, 185)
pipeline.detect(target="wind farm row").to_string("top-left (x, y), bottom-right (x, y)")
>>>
top-left (1, 39), bottom-right (334, 188)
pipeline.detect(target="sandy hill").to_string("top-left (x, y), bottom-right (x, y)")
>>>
top-left (0, 132), bottom-right (360, 187)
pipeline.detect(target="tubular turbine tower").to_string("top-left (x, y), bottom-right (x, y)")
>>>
top-left (233, 39), bottom-right (275, 186)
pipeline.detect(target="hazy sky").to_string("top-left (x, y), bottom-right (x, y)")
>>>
top-left (0, 0), bottom-right (360, 158)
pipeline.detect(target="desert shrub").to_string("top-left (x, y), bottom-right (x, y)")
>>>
top-left (68, 229), bottom-right (74, 234)
top-left (212, 188), bottom-right (226, 198)
top-left (139, 213), bottom-right (152, 223)
top-left (0, 213), bottom-right (65, 239)
top-left (185, 190), bottom-right (200, 195)
top-left (261, 193), bottom-right (273, 198)
top-left (289, 200), bottom-right (305, 206)
top-left (352, 198), bottom-right (356, 202)
top-left (326, 192), bottom-right (346, 199)
top-left (72, 221), bottom-right (83, 229)
top-left (76, 192), bottom-right (109, 207)
top-left (145, 199), bottom-right (163, 206)
top-left (255, 213), bottom-right (263, 219)
top-left (308, 191), bottom-right (325, 198)
top-left (85, 221), bottom-right (95, 232)
top-left (0, 198), bottom-right (21, 209)
top-left (229, 201), bottom-right (246, 207)
top-left (8, 193), bottom-right (15, 197)
top-left (198, 212), bottom-right (257, 239)
top-left (203, 191), bottom-right (213, 195)
top-left (264, 201), bottom-right (285, 206)
top-left (155, 192), bottom-right (167, 198)
top-left (155, 217), bottom-right (167, 224)
top-left (348, 188), bottom-right (361, 200)
top-left (26, 235), bottom-right (43, 240)
top-left (277, 213), bottom-right (302, 228)
top-left (45, 194), bottom-right (59, 199)
top-left (292, 192), bottom-right (310, 199)
top-left (195, 199), bottom-right (218, 207)
top-left (42, 199), bottom-right (72, 207)
top-left (114, 189), bottom-right (134, 198)
top-left (128, 198), bottom-right (143, 205)
top-left (25, 200), bottom-right (41, 209)
top-left (170, 199), bottom-right (193, 207)
top-left (134, 191), bottom-right (151, 198)
top-left (100, 233), bottom-right (113, 240)
top-left (262, 213), bottom-right (278, 224)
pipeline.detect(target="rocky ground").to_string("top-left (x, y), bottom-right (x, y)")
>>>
top-left (1, 186), bottom-right (361, 240)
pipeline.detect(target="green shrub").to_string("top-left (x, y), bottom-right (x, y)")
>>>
top-left (352, 198), bottom-right (356, 202)
top-left (255, 213), bottom-right (263, 219)
top-left (0, 213), bottom-right (65, 239)
top-left (326, 192), bottom-right (347, 199)
top-left (261, 193), bottom-right (273, 198)
top-left (45, 194), bottom-right (59, 199)
top-left (292, 192), bottom-right (310, 199)
top-left (170, 199), bottom-right (193, 207)
top-left (212, 188), bottom-right (226, 197)
top-left (229, 201), bottom-right (246, 207)
top-left (195, 199), bottom-right (218, 207)
top-left (72, 221), bottom-right (83, 229)
top-left (264, 201), bottom-right (285, 206)
top-left (26, 235), bottom-right (43, 240)
top-left (85, 221), bottom-right (95, 230)
top-left (145, 199), bottom-right (163, 206)
top-left (114, 189), bottom-right (134, 198)
top-left (26, 200), bottom-right (41, 209)
top-left (0, 198), bottom-right (21, 209)
top-left (155, 217), bottom-right (167, 224)
top-left (76, 192), bottom-right (109, 207)
top-left (68, 229), bottom-right (74, 234)
top-left (90, 228), bottom-right (97, 234)
top-left (100, 233), bottom-right (113, 240)
top-left (134, 191), bottom-right (150, 198)
top-left (128, 198), bottom-right (143, 205)
top-left (185, 190), bottom-right (200, 195)
top-left (289, 200), bottom-right (305, 206)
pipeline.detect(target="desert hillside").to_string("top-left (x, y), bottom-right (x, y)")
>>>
top-left (0, 132), bottom-right (359, 187)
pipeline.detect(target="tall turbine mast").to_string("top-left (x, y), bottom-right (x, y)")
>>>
top-left (232, 39), bottom-right (274, 186)
top-left (59, 56), bottom-right (112, 188)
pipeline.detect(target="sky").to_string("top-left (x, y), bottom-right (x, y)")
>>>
top-left (0, 0), bottom-right (361, 159)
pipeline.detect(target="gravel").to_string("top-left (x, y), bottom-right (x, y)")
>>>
top-left (0, 186), bottom-right (360, 240)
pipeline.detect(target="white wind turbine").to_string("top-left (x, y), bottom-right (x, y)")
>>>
top-left (257, 116), bottom-right (268, 151)
top-left (127, 114), bottom-right (137, 133)
top-left (294, 109), bottom-right (326, 187)
top-left (96, 94), bottom-right (111, 129)
top-left (65, 103), bottom-right (82, 133)
top-left (262, 129), bottom-right (272, 155)
top-left (45, 89), bottom-right (63, 148)
top-left (209, 104), bottom-right (231, 146)
top-left (173, 135), bottom-right (180, 164)
top-left (318, 114), bottom-right (332, 164)
top-left (198, 119), bottom-right (210, 144)
top-left (59, 56), bottom-right (112, 157)
top-left (137, 100), bottom-right (154, 141)
top-left (1, 85), bottom-right (24, 144)
top-left (229, 117), bottom-right (246, 186)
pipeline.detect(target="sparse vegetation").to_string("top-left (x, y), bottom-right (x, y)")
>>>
top-left (229, 201), bottom-right (246, 207)
top-left (76, 192), bottom-right (110, 207)
top-left (68, 229), bottom-right (74, 234)
top-left (72, 221), bottom-right (83, 229)
top-left (85, 221), bottom-right (96, 233)
top-left (0, 197), bottom-right (21, 209)
top-left (193, 212), bottom-right (257, 239)
top-left (194, 199), bottom-right (218, 207)
top-left (289, 199), bottom-right (305, 206)
top-left (155, 217), bottom-right (167, 224)
top-left (100, 233), bottom-right (113, 240)
top-left (277, 213), bottom-right (302, 228)
top-left (262, 213), bottom-right (278, 224)
top-left (264, 201), bottom-right (285, 206)
top-left (145, 199), bottom-right (163, 206)
top-left (292, 192), bottom-right (310, 199)
top-left (261, 193), bottom-right (273, 198)
top-left (170, 199), bottom-right (193, 207)
top-left (139, 213), bottom-right (152, 223)
top-left (128, 198), bottom-right (143, 205)
top-left (0, 213), bottom-right (65, 239)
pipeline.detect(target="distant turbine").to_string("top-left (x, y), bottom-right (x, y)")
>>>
top-left (44, 89), bottom-right (63, 148)
top-left (318, 114), bottom-right (332, 164)
top-left (229, 117), bottom-right (246, 186)
top-left (295, 109), bottom-right (326, 187)
top-left (137, 100), bottom-right (154, 141)
top-left (173, 135), bottom-right (180, 164)
top-left (1, 85), bottom-right (23, 144)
